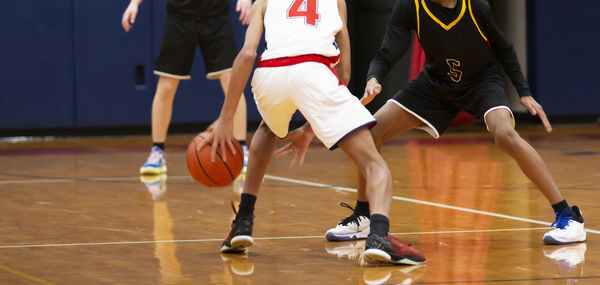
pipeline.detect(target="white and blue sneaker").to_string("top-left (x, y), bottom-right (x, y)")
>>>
top-left (140, 146), bottom-right (167, 175)
top-left (325, 203), bottom-right (370, 241)
top-left (543, 206), bottom-right (586, 245)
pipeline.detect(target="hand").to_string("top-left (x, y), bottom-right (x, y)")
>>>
top-left (196, 118), bottom-right (237, 162)
top-left (236, 0), bottom-right (252, 25)
top-left (275, 124), bottom-right (315, 170)
top-left (121, 3), bottom-right (139, 32)
top-left (520, 96), bottom-right (552, 132)
top-left (361, 77), bottom-right (382, 105)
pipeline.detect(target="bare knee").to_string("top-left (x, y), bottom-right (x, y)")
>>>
top-left (371, 129), bottom-right (385, 151)
top-left (155, 77), bottom-right (179, 100)
top-left (492, 126), bottom-right (521, 152)
top-left (360, 156), bottom-right (391, 181)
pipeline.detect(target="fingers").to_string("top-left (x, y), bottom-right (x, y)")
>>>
top-left (130, 10), bottom-right (137, 26)
top-left (535, 105), bottom-right (552, 132)
top-left (226, 140), bottom-right (238, 161)
top-left (527, 102), bottom-right (537, 116)
top-left (373, 84), bottom-right (382, 94)
top-left (298, 149), bottom-right (306, 167)
top-left (288, 153), bottom-right (298, 171)
top-left (121, 13), bottom-right (131, 32)
top-left (275, 143), bottom-right (294, 158)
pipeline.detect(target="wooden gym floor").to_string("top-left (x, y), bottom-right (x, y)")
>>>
top-left (0, 124), bottom-right (598, 284)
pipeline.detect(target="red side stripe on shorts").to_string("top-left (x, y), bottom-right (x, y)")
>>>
top-left (257, 54), bottom-right (344, 86)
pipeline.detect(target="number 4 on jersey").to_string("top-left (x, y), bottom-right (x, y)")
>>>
top-left (287, 0), bottom-right (320, 27)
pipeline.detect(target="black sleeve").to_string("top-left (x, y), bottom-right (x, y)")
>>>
top-left (366, 0), bottom-right (415, 82)
top-left (480, 3), bottom-right (531, 97)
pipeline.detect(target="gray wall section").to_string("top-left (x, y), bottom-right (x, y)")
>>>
top-left (491, 0), bottom-right (527, 113)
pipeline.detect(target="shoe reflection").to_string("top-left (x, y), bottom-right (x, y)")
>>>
top-left (362, 265), bottom-right (427, 285)
top-left (221, 253), bottom-right (255, 277)
top-left (149, 178), bottom-right (193, 284)
top-left (325, 240), bottom-right (366, 260)
top-left (543, 243), bottom-right (586, 276)
top-left (140, 174), bottom-right (167, 200)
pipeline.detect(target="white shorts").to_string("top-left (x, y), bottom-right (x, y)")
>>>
top-left (251, 61), bottom-right (375, 150)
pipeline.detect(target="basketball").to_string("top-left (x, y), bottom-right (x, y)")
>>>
top-left (186, 132), bottom-right (244, 187)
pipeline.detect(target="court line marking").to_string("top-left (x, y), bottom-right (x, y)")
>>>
top-left (0, 227), bottom-right (549, 249)
top-left (1, 174), bottom-right (598, 235)
top-left (263, 175), bottom-right (600, 235)
top-left (0, 264), bottom-right (55, 285)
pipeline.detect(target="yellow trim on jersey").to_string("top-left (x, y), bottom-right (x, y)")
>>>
top-left (468, 0), bottom-right (488, 42)
top-left (421, 0), bottom-right (466, 31)
top-left (414, 0), bottom-right (420, 38)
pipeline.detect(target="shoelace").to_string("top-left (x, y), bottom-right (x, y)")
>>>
top-left (338, 202), bottom-right (364, 226)
top-left (147, 150), bottom-right (164, 164)
top-left (551, 207), bottom-right (575, 229)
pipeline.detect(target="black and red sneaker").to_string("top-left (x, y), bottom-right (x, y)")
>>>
top-left (363, 234), bottom-right (426, 265)
top-left (220, 202), bottom-right (254, 253)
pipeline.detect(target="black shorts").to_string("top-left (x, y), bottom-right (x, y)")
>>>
top-left (390, 65), bottom-right (514, 138)
top-left (154, 15), bottom-right (237, 80)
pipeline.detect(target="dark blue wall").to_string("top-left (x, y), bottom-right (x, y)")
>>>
top-left (0, 0), bottom-right (260, 130)
top-left (1, 0), bottom-right (599, 131)
top-left (527, 0), bottom-right (600, 116)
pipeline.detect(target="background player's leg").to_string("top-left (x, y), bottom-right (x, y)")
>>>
top-left (140, 76), bottom-right (180, 175)
top-left (485, 108), bottom-right (563, 203)
top-left (485, 108), bottom-right (586, 245)
top-left (152, 76), bottom-right (180, 143)
top-left (218, 71), bottom-right (247, 143)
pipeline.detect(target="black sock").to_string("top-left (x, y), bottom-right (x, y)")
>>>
top-left (236, 193), bottom-right (256, 221)
top-left (153, 142), bottom-right (165, 151)
top-left (369, 214), bottom-right (389, 237)
top-left (552, 199), bottom-right (569, 214)
top-left (355, 200), bottom-right (370, 217)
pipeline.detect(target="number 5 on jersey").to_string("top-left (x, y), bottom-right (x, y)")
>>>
top-left (287, 0), bottom-right (320, 27)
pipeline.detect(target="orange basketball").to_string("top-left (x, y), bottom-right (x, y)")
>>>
top-left (186, 133), bottom-right (244, 187)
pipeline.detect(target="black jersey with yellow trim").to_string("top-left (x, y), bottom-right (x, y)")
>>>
top-left (167, 0), bottom-right (230, 18)
top-left (368, 0), bottom-right (531, 97)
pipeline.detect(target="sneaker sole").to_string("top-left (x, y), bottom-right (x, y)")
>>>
top-left (362, 249), bottom-right (426, 265)
top-left (326, 229), bottom-right (369, 241)
top-left (140, 166), bottom-right (167, 175)
top-left (220, 236), bottom-right (254, 253)
top-left (543, 235), bottom-right (586, 245)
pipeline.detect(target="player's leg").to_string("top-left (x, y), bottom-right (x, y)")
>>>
top-left (220, 63), bottom-right (293, 253)
top-left (485, 108), bottom-right (585, 244)
top-left (337, 127), bottom-right (426, 265)
top-left (152, 76), bottom-right (180, 144)
top-left (221, 121), bottom-right (277, 253)
top-left (326, 102), bottom-right (422, 241)
top-left (141, 16), bottom-right (196, 175)
top-left (327, 80), bottom-right (452, 241)
top-left (139, 76), bottom-right (181, 175)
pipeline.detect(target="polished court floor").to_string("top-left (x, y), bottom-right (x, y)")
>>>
top-left (0, 124), bottom-right (598, 284)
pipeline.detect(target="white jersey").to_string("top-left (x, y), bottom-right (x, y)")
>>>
top-left (260, 0), bottom-right (342, 60)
